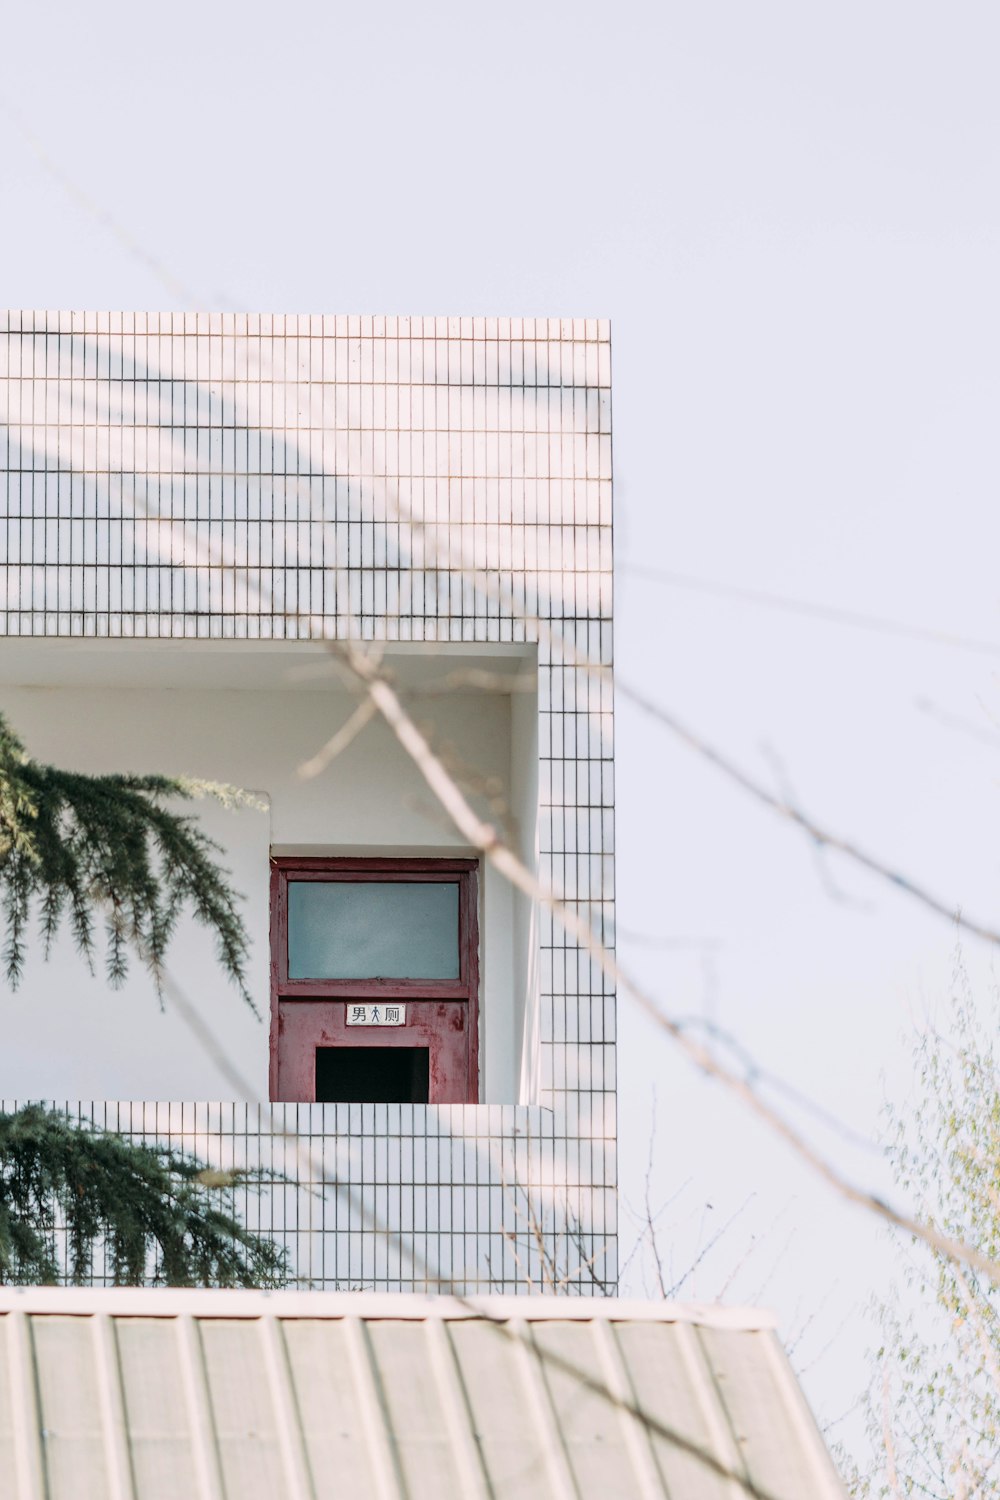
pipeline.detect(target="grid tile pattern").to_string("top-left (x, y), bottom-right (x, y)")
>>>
top-left (0, 311), bottom-right (616, 1292)
top-left (0, 1102), bottom-right (614, 1295)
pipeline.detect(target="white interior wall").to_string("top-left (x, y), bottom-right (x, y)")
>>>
top-left (0, 643), bottom-right (538, 1104)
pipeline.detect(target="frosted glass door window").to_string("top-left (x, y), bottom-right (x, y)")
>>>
top-left (287, 881), bottom-right (460, 979)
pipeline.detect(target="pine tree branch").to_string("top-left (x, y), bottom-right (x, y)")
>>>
top-left (0, 714), bottom-right (258, 1005)
top-left (0, 1104), bottom-right (287, 1287)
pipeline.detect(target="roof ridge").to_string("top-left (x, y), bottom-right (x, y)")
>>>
top-left (0, 1286), bottom-right (777, 1329)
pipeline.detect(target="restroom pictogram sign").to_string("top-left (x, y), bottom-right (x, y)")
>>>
top-left (347, 1004), bottom-right (406, 1026)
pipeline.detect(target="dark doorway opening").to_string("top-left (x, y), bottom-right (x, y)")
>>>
top-left (315, 1047), bottom-right (430, 1104)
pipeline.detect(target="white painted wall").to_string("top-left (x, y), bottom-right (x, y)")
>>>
top-left (0, 642), bottom-right (537, 1104)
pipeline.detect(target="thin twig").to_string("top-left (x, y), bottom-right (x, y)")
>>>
top-left (620, 679), bottom-right (1000, 948)
top-left (296, 698), bottom-right (377, 779)
top-left (666, 1194), bottom-right (756, 1300)
top-left (881, 1366), bottom-right (904, 1500)
top-left (675, 1015), bottom-right (879, 1155)
top-left (915, 696), bottom-right (1000, 752)
top-left (619, 560), bottom-right (1000, 659)
top-left (643, 1094), bottom-right (668, 1299)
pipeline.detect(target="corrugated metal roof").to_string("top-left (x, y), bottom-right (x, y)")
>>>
top-left (0, 1289), bottom-right (846, 1500)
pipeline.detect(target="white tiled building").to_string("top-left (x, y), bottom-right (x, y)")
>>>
top-left (0, 312), bottom-right (615, 1293)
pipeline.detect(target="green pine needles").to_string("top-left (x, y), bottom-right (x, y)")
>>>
top-left (0, 712), bottom-right (256, 1004)
top-left (0, 1104), bottom-right (287, 1286)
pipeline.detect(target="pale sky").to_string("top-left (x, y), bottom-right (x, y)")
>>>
top-left (4, 0), bottom-right (1000, 1459)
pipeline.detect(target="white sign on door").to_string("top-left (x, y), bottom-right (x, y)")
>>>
top-left (346, 1003), bottom-right (406, 1026)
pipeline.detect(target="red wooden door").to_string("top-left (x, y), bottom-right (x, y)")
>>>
top-left (274, 1000), bottom-right (472, 1104)
top-left (269, 857), bottom-right (479, 1104)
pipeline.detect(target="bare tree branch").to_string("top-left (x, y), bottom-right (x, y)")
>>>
top-left (676, 1014), bottom-right (880, 1155)
top-left (881, 1367), bottom-right (904, 1500)
top-left (643, 1094), bottom-right (668, 1299)
top-left (666, 1193), bottom-right (756, 1300)
top-left (159, 963), bottom-right (796, 1500)
top-left (296, 698), bottom-right (377, 779)
top-left (113, 485), bottom-right (1000, 1288)
top-left (615, 927), bottom-right (723, 951)
top-left (619, 561), bottom-right (1000, 659)
top-left (335, 639), bottom-right (1000, 1285)
top-left (371, 489), bottom-right (1000, 955)
top-left (619, 678), bottom-right (1000, 948)
top-left (2, 104), bottom-right (214, 310)
top-left (915, 695), bottom-right (1000, 752)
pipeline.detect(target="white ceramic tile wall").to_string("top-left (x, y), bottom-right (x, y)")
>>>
top-left (0, 312), bottom-right (615, 1293)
